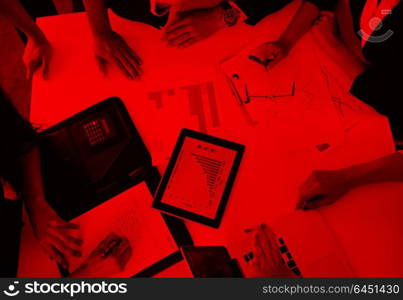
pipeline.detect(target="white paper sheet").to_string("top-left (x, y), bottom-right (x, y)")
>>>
top-left (67, 183), bottom-right (177, 277)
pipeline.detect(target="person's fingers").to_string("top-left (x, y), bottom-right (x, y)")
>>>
top-left (93, 232), bottom-right (121, 257)
top-left (164, 20), bottom-right (190, 36)
top-left (118, 246), bottom-right (132, 270)
top-left (50, 245), bottom-right (69, 269)
top-left (45, 231), bottom-right (82, 257)
top-left (178, 38), bottom-right (197, 48)
top-left (40, 241), bottom-right (57, 261)
top-left (120, 48), bottom-right (143, 77)
top-left (40, 240), bottom-right (69, 269)
top-left (167, 32), bottom-right (193, 47)
top-left (49, 220), bottom-right (80, 230)
top-left (253, 229), bottom-right (267, 263)
top-left (112, 238), bottom-right (132, 270)
top-left (50, 226), bottom-right (83, 248)
top-left (261, 225), bottom-right (283, 263)
top-left (98, 232), bottom-right (120, 250)
top-left (112, 238), bottom-right (129, 257)
top-left (116, 50), bottom-right (140, 79)
top-left (165, 9), bottom-right (180, 29)
top-left (26, 59), bottom-right (41, 80)
top-left (297, 175), bottom-right (322, 209)
top-left (165, 27), bottom-right (192, 43)
top-left (96, 56), bottom-right (108, 77)
top-left (266, 55), bottom-right (283, 70)
top-left (256, 225), bottom-right (272, 252)
top-left (248, 55), bottom-right (270, 67)
top-left (164, 28), bottom-right (191, 46)
top-left (116, 39), bottom-right (143, 66)
top-left (303, 195), bottom-right (334, 210)
top-left (42, 53), bottom-right (51, 80)
top-left (123, 45), bottom-right (143, 67)
top-left (113, 55), bottom-right (134, 80)
top-left (48, 223), bottom-right (82, 245)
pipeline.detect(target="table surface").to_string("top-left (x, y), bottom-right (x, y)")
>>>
top-left (20, 0), bottom-right (399, 278)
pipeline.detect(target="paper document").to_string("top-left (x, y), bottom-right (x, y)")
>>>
top-left (68, 183), bottom-right (177, 277)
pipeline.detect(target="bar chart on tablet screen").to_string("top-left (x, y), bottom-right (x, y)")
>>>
top-left (161, 137), bottom-right (236, 219)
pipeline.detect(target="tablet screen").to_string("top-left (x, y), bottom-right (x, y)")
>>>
top-left (153, 129), bottom-right (244, 227)
top-left (161, 136), bottom-right (237, 219)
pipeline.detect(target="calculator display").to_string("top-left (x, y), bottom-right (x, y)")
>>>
top-left (83, 118), bottom-right (113, 147)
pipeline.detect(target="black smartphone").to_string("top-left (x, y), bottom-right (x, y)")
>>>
top-left (181, 246), bottom-right (242, 278)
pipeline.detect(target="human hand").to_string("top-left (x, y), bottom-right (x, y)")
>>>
top-left (162, 5), bottom-right (226, 48)
top-left (243, 224), bottom-right (295, 278)
top-left (29, 207), bottom-right (82, 269)
top-left (23, 37), bottom-right (52, 80)
top-left (297, 170), bottom-right (351, 210)
top-left (312, 12), bottom-right (338, 38)
top-left (70, 233), bottom-right (132, 277)
top-left (249, 41), bottom-right (290, 70)
top-left (93, 31), bottom-right (143, 80)
top-left (311, 12), bottom-right (340, 48)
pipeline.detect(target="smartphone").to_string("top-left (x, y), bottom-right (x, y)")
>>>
top-left (181, 246), bottom-right (242, 278)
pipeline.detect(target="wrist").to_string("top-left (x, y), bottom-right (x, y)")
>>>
top-left (218, 2), bottom-right (240, 28)
top-left (69, 263), bottom-right (89, 278)
top-left (26, 196), bottom-right (54, 219)
top-left (27, 29), bottom-right (48, 45)
top-left (338, 166), bottom-right (361, 191)
top-left (92, 28), bottom-right (114, 39)
top-left (276, 37), bottom-right (293, 53)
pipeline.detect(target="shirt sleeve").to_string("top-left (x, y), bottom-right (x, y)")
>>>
top-left (350, 63), bottom-right (403, 141)
top-left (304, 0), bottom-right (338, 11)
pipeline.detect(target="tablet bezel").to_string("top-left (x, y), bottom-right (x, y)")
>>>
top-left (153, 129), bottom-right (245, 228)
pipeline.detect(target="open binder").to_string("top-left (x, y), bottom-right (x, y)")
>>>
top-left (40, 97), bottom-right (152, 220)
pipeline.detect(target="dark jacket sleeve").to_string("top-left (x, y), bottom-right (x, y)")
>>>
top-left (304, 0), bottom-right (338, 11)
top-left (233, 0), bottom-right (293, 25)
top-left (350, 2), bottom-right (403, 140)
top-left (350, 63), bottom-right (403, 141)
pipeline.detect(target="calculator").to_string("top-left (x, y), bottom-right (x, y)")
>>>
top-left (82, 117), bottom-right (114, 148)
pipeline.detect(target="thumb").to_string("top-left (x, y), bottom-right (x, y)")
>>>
top-left (165, 8), bottom-right (180, 29)
top-left (265, 49), bottom-right (286, 71)
top-left (96, 56), bottom-right (108, 77)
top-left (26, 60), bottom-right (39, 81)
top-left (42, 56), bottom-right (51, 80)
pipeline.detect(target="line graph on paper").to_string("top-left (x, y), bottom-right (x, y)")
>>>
top-left (221, 48), bottom-right (337, 128)
top-left (318, 64), bottom-right (374, 133)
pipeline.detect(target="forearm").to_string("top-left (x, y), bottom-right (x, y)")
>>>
top-left (0, 0), bottom-right (46, 42)
top-left (83, 0), bottom-right (113, 36)
top-left (342, 153), bottom-right (403, 189)
top-left (20, 147), bottom-right (53, 219)
top-left (277, 1), bottom-right (321, 48)
top-left (52, 0), bottom-right (74, 14)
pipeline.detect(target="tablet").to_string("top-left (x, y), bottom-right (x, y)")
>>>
top-left (153, 129), bottom-right (245, 228)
